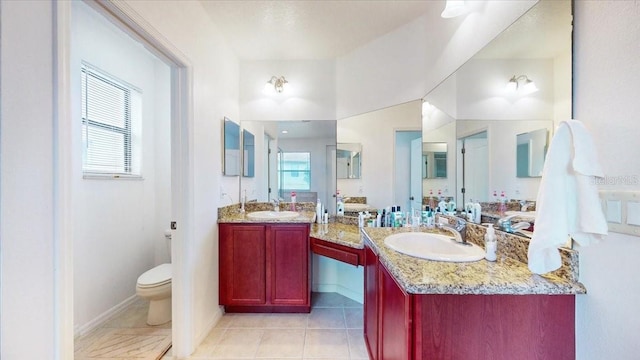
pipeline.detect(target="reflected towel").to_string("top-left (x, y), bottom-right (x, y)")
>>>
top-left (528, 120), bottom-right (608, 274)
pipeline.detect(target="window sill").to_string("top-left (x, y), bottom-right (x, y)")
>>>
top-left (83, 173), bottom-right (144, 181)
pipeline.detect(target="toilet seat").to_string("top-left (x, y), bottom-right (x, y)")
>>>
top-left (137, 263), bottom-right (171, 288)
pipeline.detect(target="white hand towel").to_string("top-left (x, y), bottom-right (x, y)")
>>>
top-left (528, 120), bottom-right (608, 274)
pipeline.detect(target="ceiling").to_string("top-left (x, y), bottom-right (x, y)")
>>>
top-left (199, 0), bottom-right (435, 60)
top-left (277, 120), bottom-right (336, 140)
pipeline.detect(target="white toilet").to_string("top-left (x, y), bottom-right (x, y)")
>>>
top-left (136, 230), bottom-right (172, 325)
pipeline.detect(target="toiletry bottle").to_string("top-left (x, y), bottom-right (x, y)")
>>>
top-left (389, 206), bottom-right (396, 227)
top-left (323, 209), bottom-right (329, 224)
top-left (380, 209), bottom-right (386, 227)
top-left (358, 212), bottom-right (364, 228)
top-left (395, 206), bottom-right (403, 228)
top-left (429, 190), bottom-right (435, 213)
top-left (376, 213), bottom-right (382, 227)
top-left (290, 191), bottom-right (296, 211)
top-left (498, 190), bottom-right (506, 216)
top-left (474, 200), bottom-right (482, 224)
top-left (484, 224), bottom-right (497, 261)
top-left (316, 199), bottom-right (322, 224)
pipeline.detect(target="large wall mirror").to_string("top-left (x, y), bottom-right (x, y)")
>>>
top-left (337, 100), bottom-right (422, 212)
top-left (422, 0), bottom-right (572, 207)
top-left (223, 117), bottom-right (241, 176)
top-left (239, 120), bottom-right (336, 211)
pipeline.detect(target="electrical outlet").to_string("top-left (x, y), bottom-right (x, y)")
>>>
top-left (220, 187), bottom-right (227, 200)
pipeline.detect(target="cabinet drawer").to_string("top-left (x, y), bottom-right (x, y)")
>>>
top-left (310, 237), bottom-right (362, 266)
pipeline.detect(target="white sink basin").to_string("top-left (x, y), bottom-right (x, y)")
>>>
top-left (384, 232), bottom-right (485, 262)
top-left (246, 210), bottom-right (300, 220)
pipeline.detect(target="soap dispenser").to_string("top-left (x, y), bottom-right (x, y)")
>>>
top-left (484, 224), bottom-right (497, 261)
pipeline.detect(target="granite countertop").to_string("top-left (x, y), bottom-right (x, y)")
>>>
top-left (217, 202), bottom-right (317, 224)
top-left (363, 227), bottom-right (586, 296)
top-left (310, 222), bottom-right (363, 249)
top-left (218, 210), bottom-right (316, 224)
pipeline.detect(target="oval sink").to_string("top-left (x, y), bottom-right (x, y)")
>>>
top-left (246, 210), bottom-right (300, 220)
top-left (384, 232), bottom-right (485, 262)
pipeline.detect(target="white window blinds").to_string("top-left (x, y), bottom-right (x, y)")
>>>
top-left (81, 66), bottom-right (140, 176)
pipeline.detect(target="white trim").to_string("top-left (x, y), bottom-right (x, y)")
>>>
top-left (53, 2), bottom-right (75, 359)
top-left (73, 295), bottom-right (139, 338)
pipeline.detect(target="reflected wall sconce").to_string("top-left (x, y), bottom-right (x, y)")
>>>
top-left (441, 0), bottom-right (467, 18)
top-left (506, 75), bottom-right (539, 95)
top-left (265, 75), bottom-right (288, 93)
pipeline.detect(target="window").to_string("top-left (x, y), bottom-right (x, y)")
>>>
top-left (81, 65), bottom-right (141, 177)
top-left (278, 152), bottom-right (311, 194)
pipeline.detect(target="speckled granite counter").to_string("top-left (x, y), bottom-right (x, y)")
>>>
top-left (309, 222), bottom-right (363, 249)
top-left (363, 227), bottom-right (586, 295)
top-left (218, 202), bottom-right (316, 223)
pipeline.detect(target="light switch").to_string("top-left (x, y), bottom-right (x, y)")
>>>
top-left (606, 200), bottom-right (622, 224)
top-left (627, 201), bottom-right (640, 226)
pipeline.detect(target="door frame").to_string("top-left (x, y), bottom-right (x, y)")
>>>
top-left (54, 1), bottom-right (194, 358)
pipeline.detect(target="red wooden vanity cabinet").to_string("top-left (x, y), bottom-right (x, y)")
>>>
top-left (219, 223), bottom-right (311, 313)
top-left (364, 240), bottom-right (576, 360)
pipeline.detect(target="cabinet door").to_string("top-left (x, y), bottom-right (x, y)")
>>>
top-left (363, 243), bottom-right (379, 360)
top-left (268, 224), bottom-right (310, 306)
top-left (219, 224), bottom-right (266, 305)
top-left (379, 262), bottom-right (412, 360)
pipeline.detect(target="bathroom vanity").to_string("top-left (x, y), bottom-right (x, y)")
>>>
top-left (218, 206), bottom-right (316, 313)
top-left (362, 226), bottom-right (584, 360)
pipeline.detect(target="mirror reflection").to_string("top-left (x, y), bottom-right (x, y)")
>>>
top-left (422, 143), bottom-right (447, 179)
top-left (223, 117), bottom-right (240, 176)
top-left (337, 100), bottom-right (422, 211)
top-left (240, 120), bottom-right (336, 212)
top-left (337, 143), bottom-right (362, 179)
top-left (516, 128), bottom-right (548, 178)
top-left (243, 129), bottom-right (255, 177)
top-left (422, 0), bottom-right (572, 208)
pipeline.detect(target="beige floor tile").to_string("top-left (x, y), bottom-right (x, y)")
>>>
top-left (215, 313), bottom-right (235, 328)
top-left (307, 308), bottom-right (346, 329)
top-left (209, 328), bottom-right (264, 358)
top-left (75, 327), bottom-right (171, 360)
top-left (254, 329), bottom-right (305, 358)
top-left (344, 308), bottom-right (363, 329)
top-left (347, 329), bottom-right (368, 359)
top-left (303, 329), bottom-right (350, 359)
top-left (190, 328), bottom-right (227, 357)
top-left (265, 313), bottom-right (309, 328)
top-left (228, 313), bottom-right (273, 328)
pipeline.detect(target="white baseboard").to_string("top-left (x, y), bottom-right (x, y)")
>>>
top-left (74, 294), bottom-right (139, 338)
top-left (313, 284), bottom-right (364, 304)
top-left (195, 306), bottom-right (224, 347)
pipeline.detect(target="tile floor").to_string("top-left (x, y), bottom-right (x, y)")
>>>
top-left (171, 292), bottom-right (368, 360)
top-left (75, 297), bottom-right (172, 360)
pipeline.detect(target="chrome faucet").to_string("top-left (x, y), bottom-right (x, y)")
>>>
top-left (497, 214), bottom-right (531, 233)
top-left (437, 217), bottom-right (469, 246)
top-left (271, 198), bottom-right (281, 212)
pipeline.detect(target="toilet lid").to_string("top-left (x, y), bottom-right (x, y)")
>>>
top-left (137, 263), bottom-right (171, 287)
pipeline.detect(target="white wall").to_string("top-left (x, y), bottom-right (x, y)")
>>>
top-left (1, 1), bottom-right (56, 357)
top-left (336, 0), bottom-right (537, 119)
top-left (337, 100), bottom-right (422, 209)
top-left (240, 60), bottom-right (336, 121)
top-left (573, 2), bottom-right (640, 359)
top-left (70, 1), bottom-right (171, 335)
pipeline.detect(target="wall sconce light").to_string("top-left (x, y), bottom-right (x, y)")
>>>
top-left (506, 75), bottom-right (539, 95)
top-left (441, 0), bottom-right (467, 18)
top-left (265, 75), bottom-right (288, 94)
